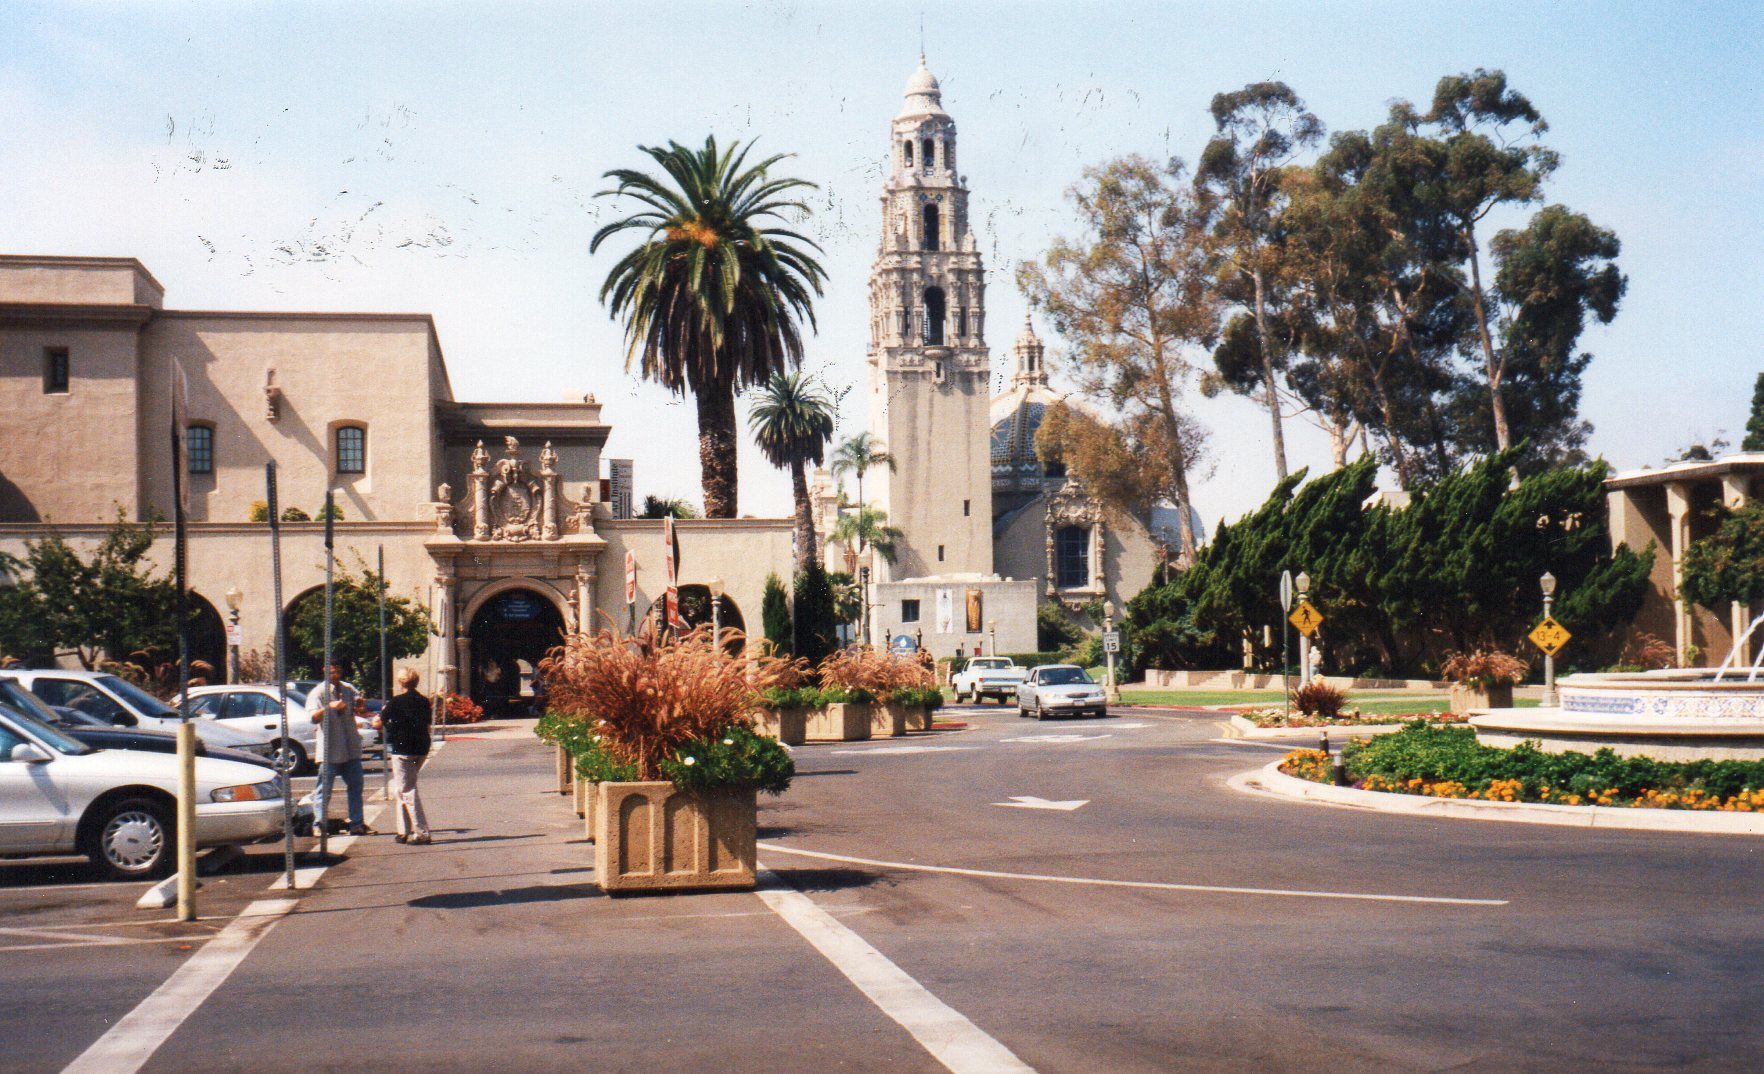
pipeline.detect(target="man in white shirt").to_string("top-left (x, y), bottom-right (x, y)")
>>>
top-left (305, 662), bottom-right (369, 835)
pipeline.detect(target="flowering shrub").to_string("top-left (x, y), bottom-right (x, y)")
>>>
top-left (1280, 748), bottom-right (1333, 783)
top-left (1246, 708), bottom-right (1457, 728)
top-left (441, 693), bottom-right (486, 724)
top-left (1286, 723), bottom-right (1764, 811)
top-left (1440, 649), bottom-right (1529, 688)
top-left (539, 625), bottom-right (796, 787)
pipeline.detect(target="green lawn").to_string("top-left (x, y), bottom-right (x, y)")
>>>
top-left (1115, 690), bottom-right (1542, 714)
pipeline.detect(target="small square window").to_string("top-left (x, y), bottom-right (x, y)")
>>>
top-left (937, 544), bottom-right (945, 562)
top-left (44, 348), bottom-right (69, 394)
top-left (901, 599), bottom-right (920, 624)
top-left (186, 425), bottom-right (214, 474)
top-left (335, 426), bottom-right (366, 474)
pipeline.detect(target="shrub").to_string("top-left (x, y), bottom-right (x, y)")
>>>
top-left (817, 645), bottom-right (934, 702)
top-left (441, 693), bottom-right (485, 723)
top-left (1441, 649), bottom-right (1529, 689)
top-left (280, 506), bottom-right (311, 522)
top-left (1292, 681), bottom-right (1347, 718)
top-left (248, 500), bottom-right (270, 522)
top-left (762, 573), bottom-right (792, 655)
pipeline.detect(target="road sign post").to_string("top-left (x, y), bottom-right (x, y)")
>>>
top-left (1279, 571), bottom-right (1293, 721)
top-left (1529, 612), bottom-right (1572, 707)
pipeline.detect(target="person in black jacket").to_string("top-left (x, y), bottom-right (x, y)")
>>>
top-left (375, 667), bottom-right (433, 845)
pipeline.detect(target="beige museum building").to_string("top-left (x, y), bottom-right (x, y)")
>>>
top-left (0, 59), bottom-right (1172, 687)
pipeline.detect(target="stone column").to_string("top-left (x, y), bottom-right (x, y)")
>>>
top-left (1666, 482), bottom-right (1693, 666)
top-left (540, 442), bottom-right (559, 541)
top-left (1724, 474), bottom-right (1752, 662)
top-left (575, 565), bottom-right (594, 636)
top-left (470, 440), bottom-right (491, 541)
top-left (434, 570), bottom-right (456, 694)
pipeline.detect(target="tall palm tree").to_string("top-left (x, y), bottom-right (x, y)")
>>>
top-left (748, 371), bottom-right (836, 575)
top-left (829, 431), bottom-right (894, 512)
top-left (830, 505), bottom-right (902, 566)
top-left (592, 136), bottom-right (827, 518)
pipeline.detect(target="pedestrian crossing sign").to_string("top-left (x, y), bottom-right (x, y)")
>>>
top-left (1289, 600), bottom-right (1323, 637)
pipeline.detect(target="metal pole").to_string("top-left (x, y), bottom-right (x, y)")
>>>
top-left (1543, 592), bottom-right (1557, 707)
top-left (711, 594), bottom-right (721, 652)
top-left (172, 422), bottom-right (196, 922)
top-left (319, 489), bottom-right (334, 856)
top-left (1282, 619), bottom-right (1291, 723)
top-left (227, 608), bottom-right (240, 685)
top-left (1104, 612), bottom-right (1118, 704)
top-left (378, 544), bottom-right (389, 805)
top-left (268, 463), bottom-right (293, 888)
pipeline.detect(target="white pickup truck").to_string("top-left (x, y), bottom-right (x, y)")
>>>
top-left (951, 656), bottom-right (1028, 704)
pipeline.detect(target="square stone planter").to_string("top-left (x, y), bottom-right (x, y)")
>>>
top-left (753, 706), bottom-right (808, 746)
top-left (594, 781), bottom-right (756, 894)
top-left (877, 703), bottom-right (910, 738)
top-left (556, 742), bottom-right (573, 795)
top-left (1450, 682), bottom-right (1514, 715)
top-left (572, 773), bottom-right (588, 818)
top-left (582, 780), bottom-right (597, 843)
top-left (903, 704), bottom-right (936, 732)
top-left (805, 702), bottom-right (874, 742)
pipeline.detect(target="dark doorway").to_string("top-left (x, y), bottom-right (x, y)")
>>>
top-left (185, 593), bottom-right (226, 685)
top-left (469, 588), bottom-right (566, 718)
top-left (281, 587), bottom-right (324, 680)
top-left (643, 584), bottom-right (747, 654)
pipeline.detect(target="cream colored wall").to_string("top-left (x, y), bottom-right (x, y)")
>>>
top-left (871, 366), bottom-right (993, 582)
top-left (592, 519), bottom-right (794, 640)
top-left (994, 496), bottom-right (1161, 610)
top-left (0, 258), bottom-right (163, 307)
top-left (0, 321), bottom-right (145, 521)
top-left (138, 314), bottom-right (442, 524)
top-left (871, 578), bottom-right (1037, 659)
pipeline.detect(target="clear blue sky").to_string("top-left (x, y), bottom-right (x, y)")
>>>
top-left (3, 1), bottom-right (1758, 527)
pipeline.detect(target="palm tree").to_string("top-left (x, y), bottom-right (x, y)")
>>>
top-left (748, 371), bottom-right (836, 575)
top-left (592, 136), bottom-right (827, 518)
top-left (830, 505), bottom-right (902, 566)
top-left (829, 431), bottom-right (894, 512)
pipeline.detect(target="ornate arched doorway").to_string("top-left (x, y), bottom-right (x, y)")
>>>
top-left (467, 587), bottom-right (567, 717)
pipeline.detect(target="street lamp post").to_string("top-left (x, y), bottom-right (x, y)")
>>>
top-left (1296, 571), bottom-right (1312, 683)
top-left (858, 565), bottom-right (872, 647)
top-left (1540, 571), bottom-right (1558, 707)
top-left (1102, 600), bottom-right (1120, 704)
top-left (709, 577), bottom-right (725, 652)
top-left (987, 619), bottom-right (997, 657)
top-left (224, 586), bottom-right (243, 684)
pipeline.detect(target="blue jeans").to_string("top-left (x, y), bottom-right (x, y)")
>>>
top-left (314, 757), bottom-right (365, 828)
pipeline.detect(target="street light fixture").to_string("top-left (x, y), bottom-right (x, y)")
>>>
top-left (224, 586), bottom-right (244, 684)
top-left (1295, 572), bottom-right (1313, 682)
top-left (1540, 571), bottom-right (1558, 706)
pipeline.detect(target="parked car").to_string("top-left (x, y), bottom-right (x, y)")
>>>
top-left (0, 704), bottom-right (289, 880)
top-left (952, 656), bottom-right (1029, 704)
top-left (185, 683), bottom-right (382, 775)
top-left (3, 670), bottom-right (277, 759)
top-left (0, 678), bottom-right (275, 769)
top-left (1015, 664), bottom-right (1109, 719)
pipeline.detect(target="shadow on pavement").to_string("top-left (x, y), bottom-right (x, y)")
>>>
top-left (792, 769), bottom-right (858, 778)
top-left (407, 883), bottom-right (603, 910)
top-left (763, 867), bottom-right (881, 893)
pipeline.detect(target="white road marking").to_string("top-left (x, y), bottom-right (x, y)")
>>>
top-left (992, 796), bottom-right (1089, 811)
top-left (1000, 733), bottom-right (1112, 744)
top-left (758, 844), bottom-right (1508, 907)
top-left (1211, 738), bottom-right (1297, 750)
top-left (1108, 722), bottom-right (1152, 729)
top-left (58, 897), bottom-right (298, 1074)
top-left (755, 868), bottom-right (1037, 1074)
top-left (831, 745), bottom-right (981, 755)
top-left (0, 934), bottom-right (224, 954)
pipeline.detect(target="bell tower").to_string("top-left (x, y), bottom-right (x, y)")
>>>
top-left (866, 57), bottom-right (993, 582)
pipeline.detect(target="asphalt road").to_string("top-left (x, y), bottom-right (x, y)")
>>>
top-left (4, 706), bottom-right (1762, 1073)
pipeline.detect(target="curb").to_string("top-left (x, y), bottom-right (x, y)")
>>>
top-left (1224, 714), bottom-right (1437, 740)
top-left (1229, 759), bottom-right (1764, 837)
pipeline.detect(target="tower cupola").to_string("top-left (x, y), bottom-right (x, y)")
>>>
top-left (1012, 315), bottom-right (1048, 387)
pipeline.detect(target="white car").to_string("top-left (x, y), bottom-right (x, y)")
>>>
top-left (951, 657), bottom-right (1028, 704)
top-left (1015, 664), bottom-right (1109, 719)
top-left (184, 684), bottom-right (382, 776)
top-left (6, 670), bottom-right (276, 760)
top-left (0, 704), bottom-right (289, 880)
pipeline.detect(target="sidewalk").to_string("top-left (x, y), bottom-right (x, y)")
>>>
top-left (133, 719), bottom-right (940, 1074)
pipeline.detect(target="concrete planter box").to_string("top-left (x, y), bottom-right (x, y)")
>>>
top-left (904, 704), bottom-right (936, 732)
top-left (582, 781), bottom-right (597, 843)
top-left (556, 743), bottom-right (573, 795)
top-left (876, 703), bottom-right (910, 738)
top-left (805, 702), bottom-right (874, 742)
top-left (753, 706), bottom-right (808, 746)
top-left (1451, 682), bottom-right (1514, 715)
top-left (572, 773), bottom-right (588, 818)
top-left (594, 781), bottom-right (756, 894)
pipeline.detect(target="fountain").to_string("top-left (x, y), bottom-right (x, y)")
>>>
top-left (1471, 611), bottom-right (1764, 760)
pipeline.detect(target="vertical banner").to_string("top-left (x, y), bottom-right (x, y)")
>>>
top-left (936, 588), bottom-right (954, 634)
top-left (624, 550), bottom-right (638, 633)
top-left (662, 515), bottom-right (683, 632)
top-left (965, 588), bottom-right (984, 633)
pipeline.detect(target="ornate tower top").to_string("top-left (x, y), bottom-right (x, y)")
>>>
top-left (898, 56), bottom-right (948, 119)
top-left (1011, 314), bottom-right (1048, 387)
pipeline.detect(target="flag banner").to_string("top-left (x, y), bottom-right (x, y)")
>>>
top-left (662, 516), bottom-right (683, 631)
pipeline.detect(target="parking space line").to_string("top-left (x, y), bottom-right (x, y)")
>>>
top-left (759, 844), bottom-right (1508, 907)
top-left (59, 897), bottom-right (297, 1074)
top-left (756, 868), bottom-right (1037, 1074)
top-left (0, 934), bottom-right (221, 954)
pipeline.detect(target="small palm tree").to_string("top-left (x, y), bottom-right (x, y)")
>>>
top-left (749, 371), bottom-right (836, 575)
top-left (829, 431), bottom-right (895, 512)
top-left (592, 136), bottom-right (827, 518)
top-left (830, 505), bottom-right (902, 566)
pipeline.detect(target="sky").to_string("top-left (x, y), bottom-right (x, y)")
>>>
top-left (3, 1), bottom-right (1760, 531)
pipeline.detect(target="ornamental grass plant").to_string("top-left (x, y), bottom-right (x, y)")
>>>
top-left (540, 625), bottom-right (797, 786)
top-left (816, 645), bottom-right (936, 702)
top-left (1441, 649), bottom-right (1529, 689)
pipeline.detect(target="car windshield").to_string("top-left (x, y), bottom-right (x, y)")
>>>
top-left (1039, 668), bottom-right (1093, 686)
top-left (0, 679), bottom-right (71, 723)
top-left (0, 702), bottom-right (94, 755)
top-left (98, 675), bottom-right (179, 718)
top-left (971, 659), bottom-right (1010, 670)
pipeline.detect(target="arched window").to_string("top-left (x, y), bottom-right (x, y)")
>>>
top-left (956, 308), bottom-right (967, 339)
top-left (922, 203), bottom-right (940, 251)
top-left (922, 137), bottom-right (936, 171)
top-left (335, 425), bottom-right (366, 474)
top-left (903, 140), bottom-right (913, 167)
top-left (186, 424), bottom-right (214, 475)
top-left (943, 137), bottom-right (955, 173)
top-left (922, 287), bottom-right (946, 346)
top-left (1056, 526), bottom-right (1090, 589)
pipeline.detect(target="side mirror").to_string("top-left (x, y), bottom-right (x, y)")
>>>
top-left (10, 742), bottom-right (52, 764)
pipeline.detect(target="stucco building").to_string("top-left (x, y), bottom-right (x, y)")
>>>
top-left (0, 254), bottom-right (793, 706)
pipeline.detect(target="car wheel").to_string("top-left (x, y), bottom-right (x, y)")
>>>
top-left (85, 796), bottom-right (173, 881)
top-left (271, 738), bottom-right (311, 776)
top-left (1035, 701), bottom-right (1047, 721)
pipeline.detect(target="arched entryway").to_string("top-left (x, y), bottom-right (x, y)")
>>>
top-left (184, 592), bottom-right (227, 684)
top-left (467, 586), bottom-right (567, 718)
top-left (281, 587), bottom-right (325, 681)
top-left (642, 584), bottom-right (746, 653)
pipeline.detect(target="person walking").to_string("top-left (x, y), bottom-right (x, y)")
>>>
top-left (306, 662), bottom-right (370, 836)
top-left (376, 667), bottom-right (433, 844)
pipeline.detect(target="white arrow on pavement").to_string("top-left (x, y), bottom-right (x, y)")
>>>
top-left (1001, 734), bottom-right (1112, 744)
top-left (830, 745), bottom-right (980, 755)
top-left (992, 795), bottom-right (1089, 811)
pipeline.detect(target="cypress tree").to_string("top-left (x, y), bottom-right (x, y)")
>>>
top-left (761, 573), bottom-right (792, 655)
top-left (1744, 373), bottom-right (1764, 452)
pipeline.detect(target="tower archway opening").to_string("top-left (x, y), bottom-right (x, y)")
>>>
top-left (922, 203), bottom-right (940, 251)
top-left (922, 286), bottom-right (946, 345)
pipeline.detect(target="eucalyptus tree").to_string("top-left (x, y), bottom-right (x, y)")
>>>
top-left (748, 371), bottom-right (837, 575)
top-left (1018, 155), bottom-right (1217, 560)
top-left (1195, 81), bottom-right (1325, 482)
top-left (592, 136), bottom-right (827, 518)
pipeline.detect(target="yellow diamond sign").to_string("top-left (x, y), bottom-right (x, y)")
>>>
top-left (1529, 616), bottom-right (1571, 656)
top-left (1289, 600), bottom-right (1324, 637)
